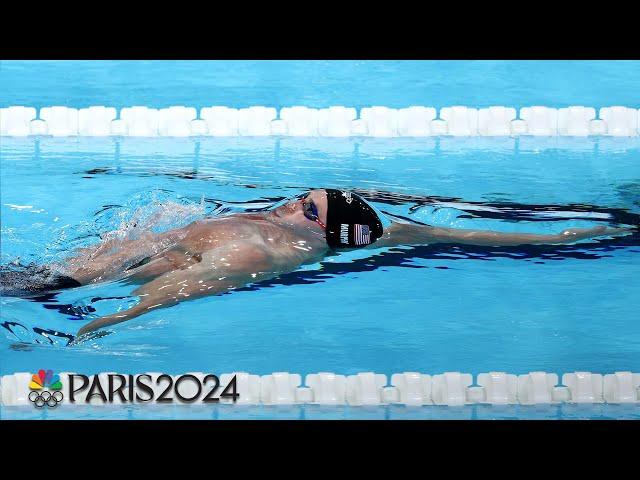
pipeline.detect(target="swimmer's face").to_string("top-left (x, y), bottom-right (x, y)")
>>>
top-left (272, 189), bottom-right (328, 229)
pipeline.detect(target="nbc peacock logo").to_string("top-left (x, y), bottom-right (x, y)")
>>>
top-left (28, 369), bottom-right (64, 408)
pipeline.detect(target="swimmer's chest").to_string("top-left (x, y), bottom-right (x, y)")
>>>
top-left (181, 216), bottom-right (316, 247)
top-left (183, 216), bottom-right (327, 264)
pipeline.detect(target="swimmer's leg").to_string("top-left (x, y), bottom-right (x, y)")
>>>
top-left (0, 264), bottom-right (82, 297)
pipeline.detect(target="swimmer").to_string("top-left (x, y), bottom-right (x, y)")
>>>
top-left (0, 189), bottom-right (632, 338)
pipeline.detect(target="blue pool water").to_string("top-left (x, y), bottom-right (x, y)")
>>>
top-left (1, 61), bottom-right (639, 419)
top-left (2, 60), bottom-right (640, 110)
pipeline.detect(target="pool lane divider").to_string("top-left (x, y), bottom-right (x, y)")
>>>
top-left (1, 371), bottom-right (638, 407)
top-left (1, 105), bottom-right (639, 138)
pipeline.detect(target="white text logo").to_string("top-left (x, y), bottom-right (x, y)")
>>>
top-left (340, 224), bottom-right (349, 243)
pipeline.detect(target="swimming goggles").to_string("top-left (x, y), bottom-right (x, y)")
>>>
top-left (302, 194), bottom-right (326, 230)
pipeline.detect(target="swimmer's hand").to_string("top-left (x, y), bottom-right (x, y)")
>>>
top-left (77, 317), bottom-right (119, 338)
top-left (68, 329), bottom-right (113, 346)
top-left (558, 225), bottom-right (633, 241)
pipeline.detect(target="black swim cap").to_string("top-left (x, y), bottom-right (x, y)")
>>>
top-left (325, 189), bottom-right (384, 249)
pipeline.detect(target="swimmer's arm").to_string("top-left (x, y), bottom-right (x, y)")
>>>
top-left (76, 244), bottom-right (290, 338)
top-left (371, 222), bottom-right (631, 248)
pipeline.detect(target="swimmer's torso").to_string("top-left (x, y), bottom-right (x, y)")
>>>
top-left (63, 213), bottom-right (329, 285)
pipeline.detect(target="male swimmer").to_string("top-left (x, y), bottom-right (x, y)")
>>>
top-left (0, 189), bottom-right (631, 338)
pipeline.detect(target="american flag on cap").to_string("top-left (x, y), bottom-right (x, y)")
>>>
top-left (353, 224), bottom-right (371, 245)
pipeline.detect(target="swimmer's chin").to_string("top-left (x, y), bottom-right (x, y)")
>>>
top-left (269, 207), bottom-right (298, 224)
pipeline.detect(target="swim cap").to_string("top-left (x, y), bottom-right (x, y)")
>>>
top-left (325, 189), bottom-right (384, 249)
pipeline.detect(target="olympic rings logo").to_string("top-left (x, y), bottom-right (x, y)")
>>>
top-left (28, 390), bottom-right (64, 408)
top-left (28, 369), bottom-right (64, 408)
